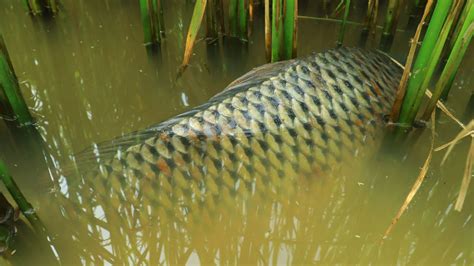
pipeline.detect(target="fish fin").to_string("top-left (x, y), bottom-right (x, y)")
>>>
top-left (210, 59), bottom-right (297, 100)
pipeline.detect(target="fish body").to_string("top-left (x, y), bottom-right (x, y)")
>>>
top-left (63, 47), bottom-right (402, 258)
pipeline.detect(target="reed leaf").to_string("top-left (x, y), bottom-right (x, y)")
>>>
top-left (271, 0), bottom-right (283, 62)
top-left (181, 0), bottom-right (207, 69)
top-left (238, 0), bottom-right (248, 40)
top-left (229, 0), bottom-right (238, 37)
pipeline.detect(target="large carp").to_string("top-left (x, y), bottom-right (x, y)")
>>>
top-left (59, 47), bottom-right (402, 262)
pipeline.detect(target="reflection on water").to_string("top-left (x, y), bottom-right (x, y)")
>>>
top-left (0, 0), bottom-right (472, 264)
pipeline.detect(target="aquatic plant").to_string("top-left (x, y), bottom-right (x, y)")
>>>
top-left (0, 35), bottom-right (34, 129)
top-left (139, 0), bottom-right (165, 46)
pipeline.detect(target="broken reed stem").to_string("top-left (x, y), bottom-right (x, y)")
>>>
top-left (336, 0), bottom-right (351, 47)
top-left (0, 35), bottom-right (35, 128)
top-left (383, 111), bottom-right (436, 239)
top-left (390, 0), bottom-right (434, 122)
top-left (397, 0), bottom-right (453, 127)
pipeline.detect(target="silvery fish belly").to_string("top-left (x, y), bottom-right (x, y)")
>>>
top-left (65, 47), bottom-right (402, 239)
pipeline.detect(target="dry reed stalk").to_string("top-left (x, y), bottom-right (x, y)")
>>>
top-left (383, 111), bottom-right (436, 239)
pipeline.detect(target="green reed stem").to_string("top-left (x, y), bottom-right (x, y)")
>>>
top-left (380, 0), bottom-right (401, 51)
top-left (336, 0), bottom-right (351, 47)
top-left (271, 0), bottom-right (283, 62)
top-left (229, 0), bottom-right (238, 37)
top-left (282, 0), bottom-right (297, 59)
top-left (397, 0), bottom-right (453, 127)
top-left (408, 0), bottom-right (463, 122)
top-left (0, 35), bottom-right (34, 128)
top-left (0, 161), bottom-right (45, 236)
top-left (24, 0), bottom-right (59, 15)
top-left (139, 0), bottom-right (164, 46)
top-left (238, 0), bottom-right (248, 40)
top-left (206, 0), bottom-right (218, 39)
top-left (448, 0), bottom-right (470, 51)
top-left (360, 0), bottom-right (378, 45)
top-left (422, 2), bottom-right (474, 121)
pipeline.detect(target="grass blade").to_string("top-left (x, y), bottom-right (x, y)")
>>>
top-left (336, 0), bottom-right (351, 47)
top-left (282, 0), bottom-right (297, 59)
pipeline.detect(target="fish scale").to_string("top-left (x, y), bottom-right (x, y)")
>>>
top-left (65, 47), bottom-right (403, 258)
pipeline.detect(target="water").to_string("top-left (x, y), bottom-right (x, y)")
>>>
top-left (0, 0), bottom-right (473, 264)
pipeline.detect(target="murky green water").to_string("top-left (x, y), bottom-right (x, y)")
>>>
top-left (0, 0), bottom-right (473, 264)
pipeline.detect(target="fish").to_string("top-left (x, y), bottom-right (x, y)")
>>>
top-left (59, 47), bottom-right (402, 260)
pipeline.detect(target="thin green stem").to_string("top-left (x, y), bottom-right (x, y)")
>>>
top-left (271, 0), bottom-right (283, 62)
top-left (380, 0), bottom-right (401, 50)
top-left (398, 0), bottom-right (453, 126)
top-left (229, 0), bottom-right (238, 37)
top-left (283, 0), bottom-right (297, 59)
top-left (336, 0), bottom-right (351, 47)
top-left (140, 0), bottom-right (153, 45)
top-left (238, 0), bottom-right (248, 40)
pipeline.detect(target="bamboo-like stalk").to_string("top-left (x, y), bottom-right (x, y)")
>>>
top-left (336, 0), bottom-right (351, 47)
top-left (0, 35), bottom-right (34, 128)
top-left (271, 0), bottom-right (283, 62)
top-left (422, 3), bottom-right (474, 121)
top-left (396, 0), bottom-right (453, 127)
top-left (390, 0), bottom-right (434, 122)
top-left (229, 0), bottom-right (238, 37)
top-left (265, 0), bottom-right (271, 61)
top-left (238, 0), bottom-right (248, 40)
top-left (282, 0), bottom-right (297, 58)
top-left (380, 0), bottom-right (402, 51)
